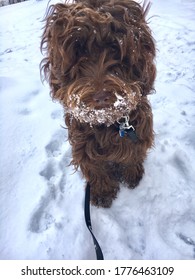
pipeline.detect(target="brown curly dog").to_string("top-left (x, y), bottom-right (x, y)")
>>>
top-left (40, 0), bottom-right (156, 208)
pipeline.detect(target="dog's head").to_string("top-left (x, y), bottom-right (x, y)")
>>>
top-left (41, 0), bottom-right (156, 126)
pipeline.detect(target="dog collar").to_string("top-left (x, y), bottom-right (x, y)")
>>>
top-left (117, 116), bottom-right (138, 143)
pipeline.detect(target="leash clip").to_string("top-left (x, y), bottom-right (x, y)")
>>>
top-left (118, 116), bottom-right (135, 138)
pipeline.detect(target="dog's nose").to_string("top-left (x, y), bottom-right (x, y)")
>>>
top-left (93, 91), bottom-right (110, 107)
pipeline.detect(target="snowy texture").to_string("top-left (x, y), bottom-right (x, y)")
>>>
top-left (0, 0), bottom-right (195, 260)
top-left (68, 90), bottom-right (139, 126)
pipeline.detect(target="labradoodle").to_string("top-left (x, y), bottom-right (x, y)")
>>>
top-left (40, 0), bottom-right (156, 207)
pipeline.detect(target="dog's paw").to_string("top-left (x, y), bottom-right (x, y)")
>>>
top-left (127, 175), bottom-right (143, 189)
top-left (91, 196), bottom-right (114, 208)
top-left (90, 184), bottom-right (120, 208)
top-left (124, 163), bottom-right (144, 189)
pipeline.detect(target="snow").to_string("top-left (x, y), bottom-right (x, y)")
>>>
top-left (0, 0), bottom-right (195, 260)
top-left (69, 89), bottom-right (139, 126)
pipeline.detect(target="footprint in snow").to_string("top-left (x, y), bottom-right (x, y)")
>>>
top-left (51, 109), bottom-right (63, 120)
top-left (45, 130), bottom-right (66, 157)
top-left (29, 129), bottom-right (72, 233)
top-left (159, 212), bottom-right (195, 259)
top-left (18, 108), bottom-right (31, 116)
top-left (17, 89), bottom-right (40, 116)
top-left (29, 190), bottom-right (56, 233)
top-left (171, 151), bottom-right (189, 179)
top-left (21, 89), bottom-right (40, 103)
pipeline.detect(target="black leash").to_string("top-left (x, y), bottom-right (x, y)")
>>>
top-left (84, 182), bottom-right (104, 260)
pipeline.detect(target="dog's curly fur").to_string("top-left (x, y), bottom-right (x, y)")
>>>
top-left (40, 0), bottom-right (156, 207)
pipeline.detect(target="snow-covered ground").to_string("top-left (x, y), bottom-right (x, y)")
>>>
top-left (0, 0), bottom-right (195, 260)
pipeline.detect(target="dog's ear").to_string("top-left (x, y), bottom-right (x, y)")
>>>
top-left (92, 0), bottom-right (156, 95)
top-left (40, 4), bottom-right (69, 100)
top-left (101, 1), bottom-right (156, 95)
top-left (126, 1), bottom-right (156, 95)
top-left (40, 2), bottom-right (111, 95)
top-left (40, 3), bottom-right (88, 100)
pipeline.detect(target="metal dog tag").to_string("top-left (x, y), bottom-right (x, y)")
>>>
top-left (118, 116), bottom-right (135, 138)
top-left (119, 129), bottom-right (125, 137)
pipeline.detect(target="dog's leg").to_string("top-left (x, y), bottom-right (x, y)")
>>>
top-left (122, 162), bottom-right (145, 189)
top-left (90, 178), bottom-right (120, 208)
top-left (80, 161), bottom-right (120, 208)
